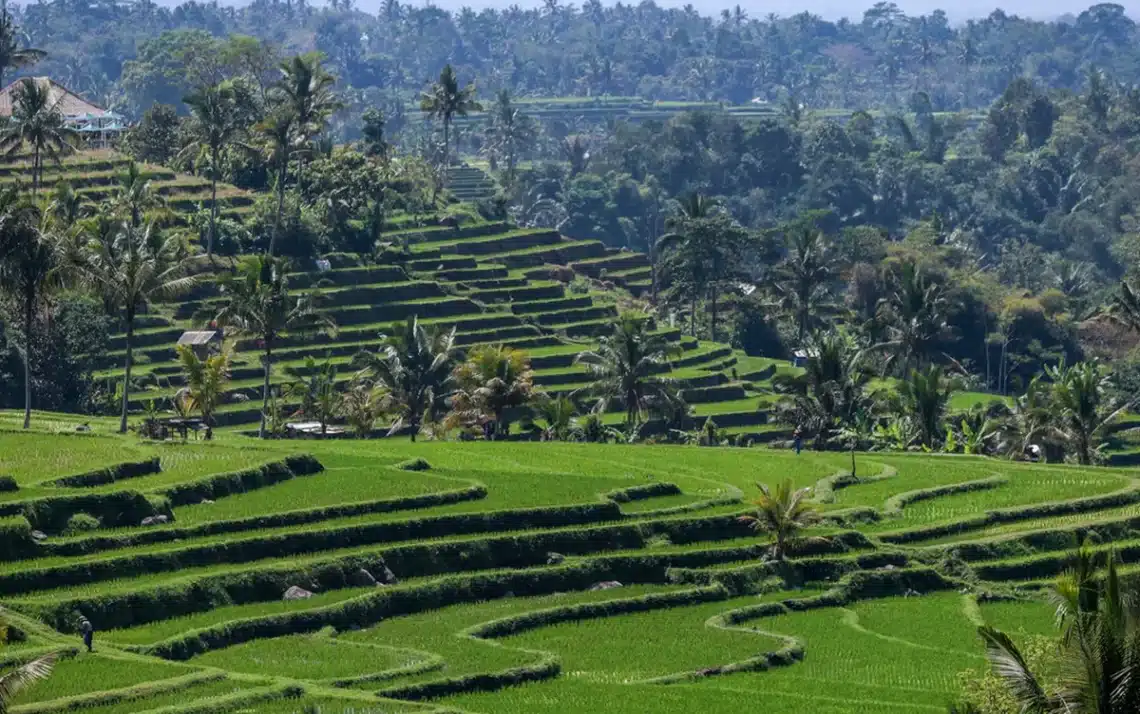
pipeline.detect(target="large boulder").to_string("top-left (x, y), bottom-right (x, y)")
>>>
top-left (283, 586), bottom-right (314, 600)
top-left (589, 581), bottom-right (623, 591)
top-left (140, 515), bottom-right (170, 527)
top-left (378, 566), bottom-right (398, 585)
top-left (546, 552), bottom-right (566, 565)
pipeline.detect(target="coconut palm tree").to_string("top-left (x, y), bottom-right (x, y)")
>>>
top-left (1045, 359), bottom-right (1131, 466)
top-left (448, 344), bottom-right (536, 439)
top-left (75, 221), bottom-right (198, 433)
top-left (0, 648), bottom-right (56, 713)
top-left (574, 312), bottom-right (683, 427)
top-left (0, 5), bottom-right (44, 89)
top-left (113, 162), bottom-right (167, 228)
top-left (0, 196), bottom-right (50, 429)
top-left (283, 355), bottom-right (340, 436)
top-left (895, 364), bottom-right (957, 449)
top-left (45, 181), bottom-right (86, 229)
top-left (534, 394), bottom-right (577, 441)
top-left (419, 64), bottom-right (481, 185)
top-left (174, 343), bottom-right (232, 430)
top-left (212, 256), bottom-right (333, 439)
top-left (276, 53), bottom-right (341, 197)
top-left (774, 332), bottom-right (872, 449)
top-left (660, 207), bottom-right (746, 341)
top-left (772, 225), bottom-right (838, 344)
top-left (252, 106), bottom-right (301, 256)
top-left (976, 544), bottom-right (1140, 713)
top-left (355, 315), bottom-right (456, 442)
top-left (1110, 279), bottom-right (1140, 333)
top-left (341, 373), bottom-right (386, 438)
top-left (739, 479), bottom-right (820, 561)
top-left (180, 81), bottom-right (247, 257)
top-left (875, 260), bottom-right (954, 374)
top-left (0, 78), bottom-right (78, 194)
top-left (487, 89), bottom-right (534, 186)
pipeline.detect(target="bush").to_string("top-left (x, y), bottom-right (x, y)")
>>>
top-left (64, 513), bottom-right (101, 535)
top-left (0, 476), bottom-right (16, 493)
top-left (397, 458), bottom-right (431, 471)
top-left (46, 457), bottom-right (162, 488)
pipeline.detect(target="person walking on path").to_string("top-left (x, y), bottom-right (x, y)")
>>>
top-left (79, 617), bottom-right (93, 652)
top-left (793, 427), bottom-right (803, 455)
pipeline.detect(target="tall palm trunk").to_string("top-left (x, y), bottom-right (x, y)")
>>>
top-left (260, 338), bottom-right (272, 439)
top-left (32, 142), bottom-right (40, 196)
top-left (689, 295), bottom-right (696, 337)
top-left (207, 145), bottom-right (219, 257)
top-left (270, 159), bottom-right (286, 257)
top-left (442, 116), bottom-right (451, 187)
top-left (709, 288), bottom-right (717, 342)
top-left (22, 287), bottom-right (33, 429)
top-left (119, 308), bottom-right (135, 434)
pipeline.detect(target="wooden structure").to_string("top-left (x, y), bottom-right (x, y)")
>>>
top-left (177, 330), bottom-right (223, 360)
top-left (0, 77), bottom-right (127, 149)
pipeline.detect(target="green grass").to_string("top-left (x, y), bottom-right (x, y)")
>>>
top-left (10, 654), bottom-right (195, 705)
top-left (192, 632), bottom-right (419, 679)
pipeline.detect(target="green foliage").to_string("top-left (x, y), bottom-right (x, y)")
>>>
top-left (396, 458), bottom-right (431, 472)
top-left (62, 512), bottom-right (100, 535)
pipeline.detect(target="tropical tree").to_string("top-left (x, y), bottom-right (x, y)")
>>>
top-left (340, 374), bottom-right (386, 438)
top-left (997, 375), bottom-right (1055, 460)
top-left (45, 181), bottom-right (86, 229)
top-left (275, 53), bottom-right (341, 199)
top-left (448, 344), bottom-right (536, 439)
top-left (419, 64), bottom-right (481, 185)
top-left (534, 394), bottom-right (577, 441)
top-left (0, 6), bottom-right (44, 89)
top-left (975, 544), bottom-right (1140, 713)
top-left (775, 332), bottom-right (872, 448)
top-left (739, 479), bottom-right (820, 561)
top-left (1045, 359), bottom-right (1131, 466)
top-left (74, 221), bottom-right (197, 433)
top-left (283, 355), bottom-right (340, 436)
top-left (895, 364), bottom-right (958, 449)
top-left (574, 312), bottom-right (683, 427)
top-left (355, 315), bottom-right (456, 441)
top-left (113, 161), bottom-right (166, 227)
top-left (253, 106), bottom-right (300, 256)
top-left (0, 644), bottom-right (55, 713)
top-left (487, 89), bottom-right (534, 186)
top-left (0, 78), bottom-right (78, 194)
top-left (1109, 279), bottom-right (1140, 334)
top-left (174, 343), bottom-right (232, 430)
top-left (180, 81), bottom-right (248, 257)
top-left (212, 255), bottom-right (333, 439)
top-left (875, 260), bottom-right (954, 374)
top-left (0, 196), bottom-right (50, 428)
top-left (771, 224), bottom-right (838, 344)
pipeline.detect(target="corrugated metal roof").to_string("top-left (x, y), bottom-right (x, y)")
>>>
top-left (0, 77), bottom-right (109, 118)
top-left (177, 331), bottom-right (221, 346)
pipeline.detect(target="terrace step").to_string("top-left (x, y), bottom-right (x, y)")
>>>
top-left (511, 296), bottom-right (593, 314)
top-left (571, 251), bottom-right (651, 278)
top-left (534, 305), bottom-right (618, 327)
top-left (469, 283), bottom-right (565, 304)
top-left (489, 240), bottom-right (608, 269)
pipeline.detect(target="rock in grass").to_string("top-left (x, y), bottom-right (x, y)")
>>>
top-left (350, 568), bottom-right (377, 587)
top-left (589, 581), bottom-right (623, 591)
top-left (140, 515), bottom-right (170, 527)
top-left (546, 552), bottom-right (566, 565)
top-left (396, 458), bottom-right (431, 471)
top-left (283, 586), bottom-right (314, 600)
top-left (379, 566), bottom-right (398, 585)
top-left (30, 530), bottom-right (47, 542)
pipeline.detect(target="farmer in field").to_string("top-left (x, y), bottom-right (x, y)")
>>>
top-left (79, 617), bottom-right (93, 652)
top-left (793, 427), bottom-right (803, 455)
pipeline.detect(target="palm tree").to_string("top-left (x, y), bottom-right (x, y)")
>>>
top-left (487, 89), bottom-right (534, 186)
top-left (1110, 279), bottom-right (1140, 333)
top-left (0, 649), bottom-right (56, 713)
top-left (560, 135), bottom-right (590, 177)
top-left (174, 344), bottom-right (231, 430)
top-left (534, 394), bottom-right (577, 441)
top-left (113, 162), bottom-right (166, 228)
top-left (739, 479), bottom-right (820, 561)
top-left (449, 344), bottom-right (536, 439)
top-left (212, 256), bottom-right (333, 439)
top-left (772, 225), bottom-right (837, 344)
top-left (276, 53), bottom-right (341, 197)
top-left (180, 81), bottom-right (247, 257)
top-left (660, 207), bottom-right (746, 341)
top-left (283, 355), bottom-right (340, 436)
top-left (660, 195), bottom-right (718, 337)
top-left (976, 544), bottom-right (1140, 713)
top-left (253, 106), bottom-right (300, 256)
top-left (45, 181), bottom-right (86, 228)
top-left (0, 6), bottom-right (45, 89)
top-left (1046, 360), bottom-right (1131, 466)
top-left (875, 260), bottom-right (953, 374)
top-left (775, 332), bottom-right (871, 449)
top-left (341, 373), bottom-right (386, 438)
top-left (0, 196), bottom-right (50, 429)
top-left (419, 64), bottom-right (482, 185)
top-left (574, 312), bottom-right (683, 427)
top-left (75, 221), bottom-right (198, 433)
top-left (355, 315), bottom-right (456, 442)
top-left (896, 364), bottom-right (957, 449)
top-left (0, 78), bottom-right (78, 194)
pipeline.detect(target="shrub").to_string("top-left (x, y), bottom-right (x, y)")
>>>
top-left (397, 458), bottom-right (431, 471)
top-left (64, 513), bottom-right (101, 535)
top-left (0, 476), bottom-right (16, 493)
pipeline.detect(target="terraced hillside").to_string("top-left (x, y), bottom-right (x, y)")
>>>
top-left (0, 150), bottom-right (253, 223)
top-left (0, 420), bottom-right (1131, 713)
top-left (99, 216), bottom-right (782, 438)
